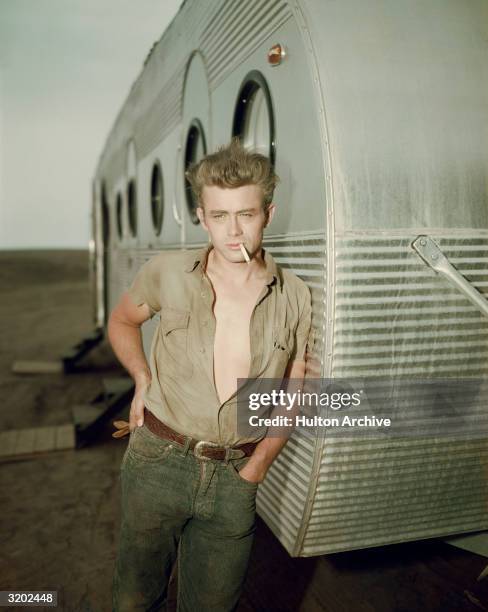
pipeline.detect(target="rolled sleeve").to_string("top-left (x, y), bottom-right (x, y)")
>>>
top-left (127, 256), bottom-right (162, 317)
top-left (293, 285), bottom-right (313, 362)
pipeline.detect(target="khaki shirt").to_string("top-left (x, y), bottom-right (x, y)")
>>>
top-left (127, 244), bottom-right (312, 445)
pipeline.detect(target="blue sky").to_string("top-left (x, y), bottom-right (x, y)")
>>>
top-left (0, 0), bottom-right (183, 248)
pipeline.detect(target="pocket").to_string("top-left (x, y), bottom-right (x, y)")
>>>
top-left (228, 458), bottom-right (259, 489)
top-left (256, 325), bottom-right (293, 379)
top-left (127, 424), bottom-right (174, 463)
top-left (158, 308), bottom-right (193, 377)
top-left (273, 325), bottom-right (292, 356)
top-left (160, 308), bottom-right (190, 334)
top-left (270, 325), bottom-right (293, 373)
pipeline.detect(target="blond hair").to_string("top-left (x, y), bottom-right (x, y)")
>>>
top-left (185, 137), bottom-right (279, 212)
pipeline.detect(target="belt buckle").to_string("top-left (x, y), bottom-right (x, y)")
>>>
top-left (193, 439), bottom-right (220, 461)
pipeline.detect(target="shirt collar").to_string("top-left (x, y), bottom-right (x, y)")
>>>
top-left (184, 243), bottom-right (282, 288)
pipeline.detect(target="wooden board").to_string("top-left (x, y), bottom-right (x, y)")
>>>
top-left (0, 424), bottom-right (75, 459)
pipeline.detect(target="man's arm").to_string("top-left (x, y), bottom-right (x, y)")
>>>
top-left (107, 293), bottom-right (153, 432)
top-left (237, 357), bottom-right (306, 483)
top-left (239, 283), bottom-right (312, 483)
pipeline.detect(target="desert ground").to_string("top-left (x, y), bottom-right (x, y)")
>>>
top-left (0, 249), bottom-right (486, 611)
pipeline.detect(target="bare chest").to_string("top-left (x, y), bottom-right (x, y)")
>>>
top-left (209, 279), bottom-right (266, 404)
top-left (212, 284), bottom-right (262, 326)
top-left (212, 281), bottom-right (265, 354)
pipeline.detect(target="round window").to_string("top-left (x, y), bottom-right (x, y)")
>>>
top-left (101, 184), bottom-right (110, 244)
top-left (151, 162), bottom-right (164, 235)
top-left (116, 193), bottom-right (123, 240)
top-left (232, 71), bottom-right (275, 165)
top-left (127, 180), bottom-right (137, 237)
top-left (184, 119), bottom-right (207, 225)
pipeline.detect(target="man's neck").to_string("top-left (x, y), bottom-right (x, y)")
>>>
top-left (205, 245), bottom-right (267, 285)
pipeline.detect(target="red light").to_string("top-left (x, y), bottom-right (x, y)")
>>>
top-left (267, 43), bottom-right (285, 66)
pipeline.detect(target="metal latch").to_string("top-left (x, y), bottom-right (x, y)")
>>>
top-left (411, 235), bottom-right (488, 319)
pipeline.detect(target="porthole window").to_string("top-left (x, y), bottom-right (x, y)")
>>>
top-left (150, 162), bottom-right (164, 235)
top-left (116, 193), bottom-right (123, 240)
top-left (184, 119), bottom-right (207, 225)
top-left (127, 180), bottom-right (137, 237)
top-left (101, 184), bottom-right (110, 244)
top-left (232, 70), bottom-right (275, 166)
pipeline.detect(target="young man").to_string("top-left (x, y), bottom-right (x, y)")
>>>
top-left (109, 139), bottom-right (312, 611)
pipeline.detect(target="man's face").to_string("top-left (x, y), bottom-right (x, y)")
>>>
top-left (196, 184), bottom-right (276, 263)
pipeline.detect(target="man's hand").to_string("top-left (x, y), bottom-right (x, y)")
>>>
top-left (129, 376), bottom-right (151, 432)
top-left (237, 459), bottom-right (268, 484)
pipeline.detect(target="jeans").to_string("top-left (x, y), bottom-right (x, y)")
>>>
top-left (112, 423), bottom-right (259, 612)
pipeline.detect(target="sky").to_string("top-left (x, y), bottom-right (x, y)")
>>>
top-left (0, 0), bottom-right (183, 249)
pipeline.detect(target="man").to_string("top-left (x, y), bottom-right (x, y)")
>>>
top-left (109, 139), bottom-right (312, 611)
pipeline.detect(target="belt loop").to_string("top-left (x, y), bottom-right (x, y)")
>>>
top-left (224, 447), bottom-right (230, 465)
top-left (181, 435), bottom-right (192, 456)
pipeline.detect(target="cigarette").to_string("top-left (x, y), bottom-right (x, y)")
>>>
top-left (239, 243), bottom-right (251, 264)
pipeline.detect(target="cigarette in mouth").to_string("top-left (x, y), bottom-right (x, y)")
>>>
top-left (239, 243), bottom-right (251, 264)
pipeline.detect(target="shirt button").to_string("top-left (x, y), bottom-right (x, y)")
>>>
top-left (202, 320), bottom-right (208, 326)
top-left (200, 292), bottom-right (206, 298)
top-left (200, 347), bottom-right (205, 353)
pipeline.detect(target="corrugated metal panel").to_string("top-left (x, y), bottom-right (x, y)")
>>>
top-left (257, 433), bottom-right (317, 552)
top-left (300, 233), bottom-right (488, 555)
top-left (333, 234), bottom-right (488, 376)
top-left (200, 0), bottom-right (292, 90)
top-left (302, 435), bottom-right (488, 555)
top-left (134, 63), bottom-right (186, 159)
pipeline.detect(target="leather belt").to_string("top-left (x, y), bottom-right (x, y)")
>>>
top-left (143, 407), bottom-right (257, 461)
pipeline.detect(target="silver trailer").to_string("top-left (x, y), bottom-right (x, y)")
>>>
top-left (91, 0), bottom-right (488, 556)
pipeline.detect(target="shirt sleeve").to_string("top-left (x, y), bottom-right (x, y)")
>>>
top-left (126, 256), bottom-right (162, 318)
top-left (293, 285), bottom-right (313, 362)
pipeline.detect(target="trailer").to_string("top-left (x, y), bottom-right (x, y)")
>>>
top-left (91, 0), bottom-right (488, 556)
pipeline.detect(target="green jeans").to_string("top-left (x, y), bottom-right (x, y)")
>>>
top-left (112, 423), bottom-right (259, 612)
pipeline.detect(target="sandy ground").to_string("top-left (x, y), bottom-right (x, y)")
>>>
top-left (0, 250), bottom-right (125, 612)
top-left (1, 250), bottom-right (487, 612)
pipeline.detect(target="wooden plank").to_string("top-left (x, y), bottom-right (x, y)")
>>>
top-left (55, 424), bottom-right (76, 450)
top-left (12, 360), bottom-right (63, 374)
top-left (0, 424), bottom-right (75, 458)
top-left (0, 430), bottom-right (19, 457)
top-left (33, 426), bottom-right (57, 452)
top-left (14, 428), bottom-right (37, 454)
